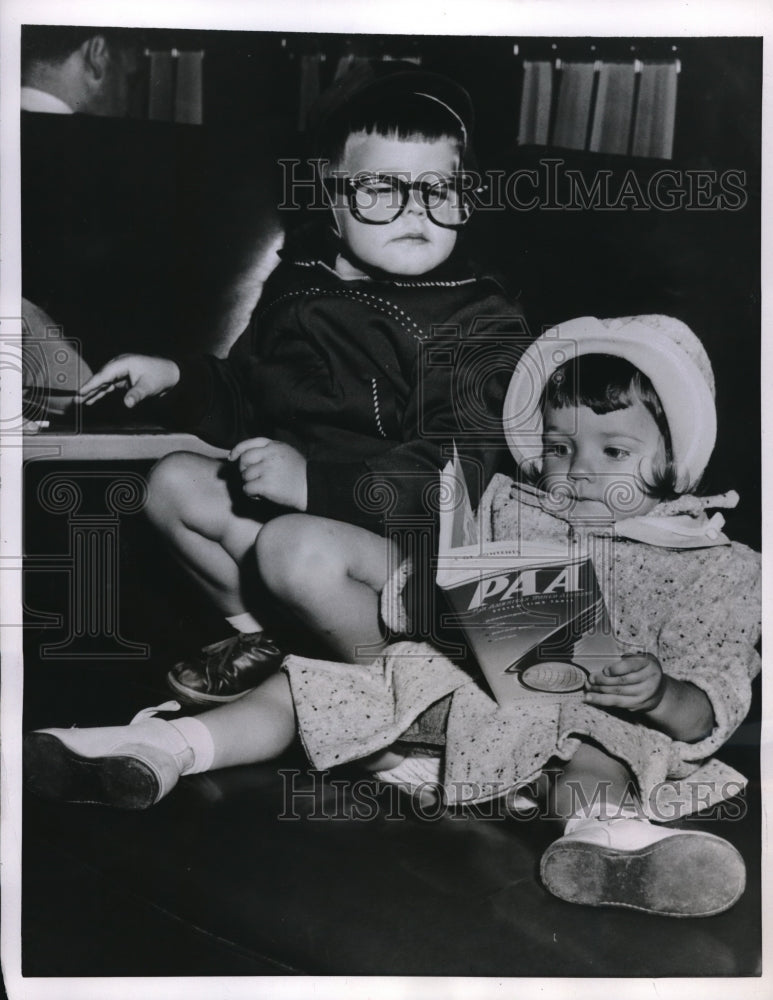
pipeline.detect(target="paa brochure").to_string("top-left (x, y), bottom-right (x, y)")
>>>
top-left (436, 454), bottom-right (622, 706)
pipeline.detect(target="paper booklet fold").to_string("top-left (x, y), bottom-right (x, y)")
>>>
top-left (436, 449), bottom-right (622, 705)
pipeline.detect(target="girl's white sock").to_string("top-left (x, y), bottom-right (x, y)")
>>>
top-left (167, 715), bottom-right (216, 774)
top-left (226, 612), bottom-right (263, 634)
top-left (564, 801), bottom-right (643, 834)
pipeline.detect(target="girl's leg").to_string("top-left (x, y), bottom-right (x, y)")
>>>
top-left (536, 740), bottom-right (746, 916)
top-left (196, 671), bottom-right (297, 769)
top-left (545, 741), bottom-right (638, 821)
top-left (145, 451), bottom-right (263, 615)
top-left (24, 672), bottom-right (298, 808)
top-left (255, 514), bottom-right (401, 663)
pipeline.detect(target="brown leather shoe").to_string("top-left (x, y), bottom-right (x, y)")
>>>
top-left (167, 632), bottom-right (284, 706)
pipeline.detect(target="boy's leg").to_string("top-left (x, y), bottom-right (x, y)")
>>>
top-left (255, 513), bottom-right (401, 664)
top-left (537, 741), bottom-right (746, 916)
top-left (145, 451), bottom-right (262, 615)
top-left (145, 452), bottom-right (284, 703)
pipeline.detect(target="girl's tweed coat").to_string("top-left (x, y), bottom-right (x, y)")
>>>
top-left (283, 475), bottom-right (760, 819)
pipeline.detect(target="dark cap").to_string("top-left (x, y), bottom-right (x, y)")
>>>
top-left (306, 59), bottom-right (474, 154)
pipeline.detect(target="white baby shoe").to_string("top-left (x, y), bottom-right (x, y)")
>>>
top-left (24, 702), bottom-right (197, 809)
top-left (373, 754), bottom-right (536, 813)
top-left (540, 812), bottom-right (746, 917)
top-left (373, 753), bottom-right (445, 808)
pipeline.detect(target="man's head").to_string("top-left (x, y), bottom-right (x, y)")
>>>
top-left (21, 26), bottom-right (141, 116)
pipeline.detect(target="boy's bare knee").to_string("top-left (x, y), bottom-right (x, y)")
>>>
top-left (256, 515), bottom-right (340, 600)
top-left (146, 451), bottom-right (221, 524)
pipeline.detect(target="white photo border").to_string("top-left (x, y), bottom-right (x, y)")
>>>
top-left (1, 2), bottom-right (770, 999)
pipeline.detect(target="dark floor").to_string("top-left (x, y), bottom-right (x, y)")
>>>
top-left (19, 461), bottom-right (763, 979)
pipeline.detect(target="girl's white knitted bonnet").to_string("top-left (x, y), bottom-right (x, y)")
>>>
top-left (503, 314), bottom-right (716, 493)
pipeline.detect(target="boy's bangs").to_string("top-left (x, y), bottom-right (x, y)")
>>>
top-left (322, 93), bottom-right (466, 169)
top-left (355, 93), bottom-right (464, 142)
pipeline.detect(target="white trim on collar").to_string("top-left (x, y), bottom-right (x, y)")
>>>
top-left (21, 87), bottom-right (74, 114)
top-left (292, 258), bottom-right (476, 287)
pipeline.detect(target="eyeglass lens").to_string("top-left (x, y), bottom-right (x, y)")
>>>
top-left (352, 175), bottom-right (468, 226)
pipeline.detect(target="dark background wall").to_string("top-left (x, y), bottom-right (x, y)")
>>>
top-left (101, 31), bottom-right (759, 169)
top-left (21, 31), bottom-right (761, 546)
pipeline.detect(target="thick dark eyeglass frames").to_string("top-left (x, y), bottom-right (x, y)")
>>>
top-left (324, 172), bottom-right (484, 229)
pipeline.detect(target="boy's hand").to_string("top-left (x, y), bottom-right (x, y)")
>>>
top-left (77, 354), bottom-right (180, 408)
top-left (584, 653), bottom-right (666, 713)
top-left (230, 438), bottom-right (308, 511)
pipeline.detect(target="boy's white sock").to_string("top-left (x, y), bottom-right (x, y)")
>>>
top-left (167, 715), bottom-right (216, 774)
top-left (226, 612), bottom-right (263, 634)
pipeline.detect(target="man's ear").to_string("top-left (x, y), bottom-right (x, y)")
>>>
top-left (81, 34), bottom-right (110, 82)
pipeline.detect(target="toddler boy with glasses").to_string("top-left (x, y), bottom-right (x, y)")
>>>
top-left (73, 62), bottom-right (525, 708)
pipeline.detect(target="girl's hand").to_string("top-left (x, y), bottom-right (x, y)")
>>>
top-left (584, 653), bottom-right (666, 713)
top-left (230, 438), bottom-right (308, 511)
top-left (77, 354), bottom-right (180, 408)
